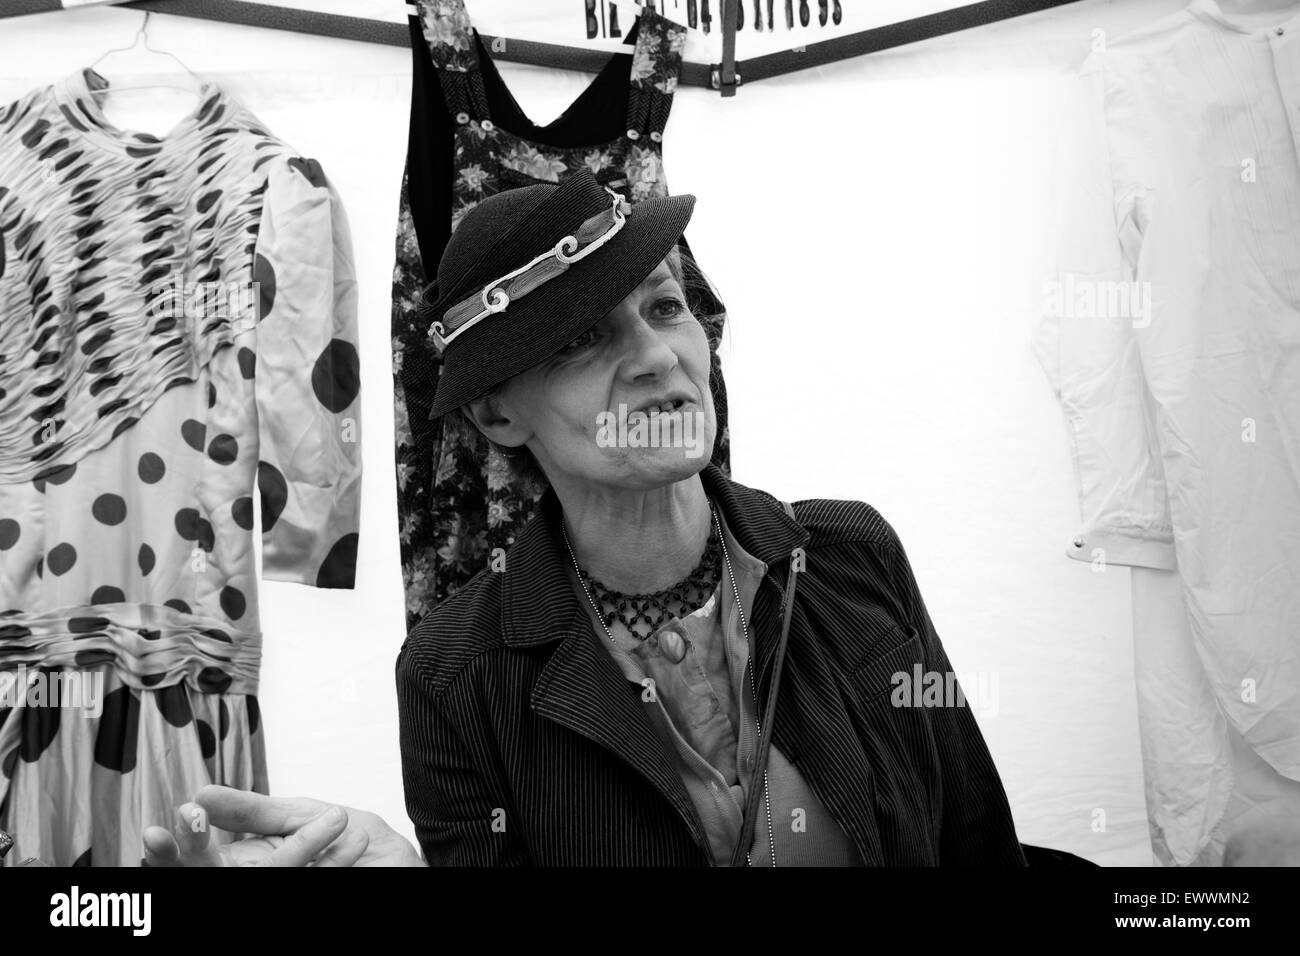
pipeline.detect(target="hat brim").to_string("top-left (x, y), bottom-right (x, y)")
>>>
top-left (427, 191), bottom-right (696, 418)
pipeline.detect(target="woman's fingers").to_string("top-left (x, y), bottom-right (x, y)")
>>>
top-left (311, 824), bottom-right (371, 868)
top-left (170, 801), bottom-right (225, 867)
top-left (151, 788), bottom-right (362, 867)
top-left (142, 826), bottom-right (182, 867)
top-left (264, 805), bottom-right (349, 867)
top-left (194, 784), bottom-right (328, 836)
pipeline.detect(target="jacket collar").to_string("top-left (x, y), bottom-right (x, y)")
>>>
top-left (500, 463), bottom-right (810, 648)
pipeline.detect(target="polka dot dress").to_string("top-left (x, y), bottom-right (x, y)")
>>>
top-left (0, 68), bottom-right (362, 865)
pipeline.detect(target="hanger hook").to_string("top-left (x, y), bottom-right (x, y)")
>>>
top-left (138, 10), bottom-right (151, 43)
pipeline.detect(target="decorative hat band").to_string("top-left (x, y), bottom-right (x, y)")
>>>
top-left (429, 187), bottom-right (633, 354)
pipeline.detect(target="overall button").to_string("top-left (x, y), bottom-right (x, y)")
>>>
top-left (455, 111), bottom-right (470, 124)
top-left (626, 128), bottom-right (641, 140)
top-left (481, 119), bottom-right (496, 132)
top-left (649, 130), bottom-right (663, 142)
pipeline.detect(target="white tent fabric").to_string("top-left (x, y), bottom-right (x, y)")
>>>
top-left (0, 0), bottom-right (1218, 865)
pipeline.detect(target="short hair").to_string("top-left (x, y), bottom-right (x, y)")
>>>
top-left (443, 242), bottom-right (708, 491)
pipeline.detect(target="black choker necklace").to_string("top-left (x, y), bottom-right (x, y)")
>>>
top-left (575, 525), bottom-right (722, 641)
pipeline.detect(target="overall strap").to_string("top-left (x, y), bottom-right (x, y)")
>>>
top-left (625, 5), bottom-right (687, 140)
top-left (412, 0), bottom-right (491, 124)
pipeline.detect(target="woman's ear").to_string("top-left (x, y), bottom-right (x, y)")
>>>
top-left (462, 392), bottom-right (531, 449)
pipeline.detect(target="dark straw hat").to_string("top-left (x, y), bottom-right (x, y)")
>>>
top-left (422, 168), bottom-right (696, 419)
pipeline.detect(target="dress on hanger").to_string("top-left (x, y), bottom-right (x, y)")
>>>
top-left (0, 67), bottom-right (362, 865)
top-left (392, 0), bottom-right (733, 630)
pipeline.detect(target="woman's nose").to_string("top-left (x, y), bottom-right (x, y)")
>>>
top-left (616, 314), bottom-right (678, 378)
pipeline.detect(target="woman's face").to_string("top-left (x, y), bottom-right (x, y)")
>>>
top-left (483, 257), bottom-right (716, 493)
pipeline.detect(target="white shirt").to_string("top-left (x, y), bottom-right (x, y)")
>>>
top-left (1033, 0), bottom-right (1300, 790)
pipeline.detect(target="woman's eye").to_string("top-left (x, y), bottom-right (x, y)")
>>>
top-left (559, 328), bottom-right (598, 352)
top-left (556, 300), bottom-right (685, 356)
top-left (655, 297), bottom-right (687, 320)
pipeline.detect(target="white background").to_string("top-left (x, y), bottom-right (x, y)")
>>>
top-left (0, 0), bottom-right (1199, 865)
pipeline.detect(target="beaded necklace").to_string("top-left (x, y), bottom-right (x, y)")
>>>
top-left (574, 523), bottom-right (722, 641)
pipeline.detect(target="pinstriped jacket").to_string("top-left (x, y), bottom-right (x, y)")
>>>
top-left (395, 463), bottom-right (1028, 866)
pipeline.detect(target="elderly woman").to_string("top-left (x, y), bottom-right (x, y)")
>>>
top-left (143, 168), bottom-right (1025, 867)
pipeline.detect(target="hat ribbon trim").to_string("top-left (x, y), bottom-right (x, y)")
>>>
top-left (429, 188), bottom-right (632, 353)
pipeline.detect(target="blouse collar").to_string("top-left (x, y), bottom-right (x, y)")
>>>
top-left (1189, 0), bottom-right (1300, 38)
top-left (52, 66), bottom-right (222, 157)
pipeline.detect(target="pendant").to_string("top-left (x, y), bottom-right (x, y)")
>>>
top-left (651, 620), bottom-right (689, 663)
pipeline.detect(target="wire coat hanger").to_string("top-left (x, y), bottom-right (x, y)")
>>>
top-left (86, 11), bottom-right (203, 94)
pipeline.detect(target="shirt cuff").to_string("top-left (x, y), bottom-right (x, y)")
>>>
top-left (1065, 528), bottom-right (1177, 571)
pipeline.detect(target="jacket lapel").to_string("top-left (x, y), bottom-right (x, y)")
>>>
top-left (501, 483), bottom-right (709, 856)
top-left (531, 608), bottom-right (711, 853)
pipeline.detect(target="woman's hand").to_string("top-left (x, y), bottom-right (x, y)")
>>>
top-left (142, 785), bottom-right (426, 867)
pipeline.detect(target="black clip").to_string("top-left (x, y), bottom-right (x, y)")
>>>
top-left (710, 67), bottom-right (743, 95)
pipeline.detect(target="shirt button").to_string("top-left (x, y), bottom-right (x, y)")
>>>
top-left (649, 130), bottom-right (663, 142)
top-left (455, 111), bottom-right (470, 124)
top-left (626, 128), bottom-right (641, 140)
top-left (1072, 536), bottom-right (1085, 549)
top-left (481, 119), bottom-right (495, 132)
top-left (1277, 27), bottom-right (1285, 35)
